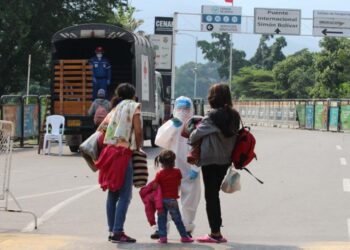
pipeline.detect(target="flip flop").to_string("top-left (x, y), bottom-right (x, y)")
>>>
top-left (196, 234), bottom-right (227, 243)
top-left (196, 234), bottom-right (219, 243)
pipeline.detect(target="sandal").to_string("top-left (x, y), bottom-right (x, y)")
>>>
top-left (196, 234), bottom-right (219, 243)
top-left (197, 234), bottom-right (227, 243)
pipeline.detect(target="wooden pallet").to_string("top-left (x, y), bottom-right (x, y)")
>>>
top-left (53, 60), bottom-right (92, 115)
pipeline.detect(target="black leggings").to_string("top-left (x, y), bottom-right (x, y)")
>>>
top-left (201, 164), bottom-right (230, 234)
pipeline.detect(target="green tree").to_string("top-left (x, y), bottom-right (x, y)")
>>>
top-left (232, 67), bottom-right (277, 99)
top-left (250, 35), bottom-right (287, 70)
top-left (311, 37), bottom-right (350, 98)
top-left (175, 61), bottom-right (222, 99)
top-left (273, 49), bottom-right (315, 98)
top-left (110, 4), bottom-right (144, 31)
top-left (0, 0), bottom-right (141, 96)
top-left (197, 33), bottom-right (249, 79)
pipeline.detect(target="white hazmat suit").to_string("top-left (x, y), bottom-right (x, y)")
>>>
top-left (155, 96), bottom-right (201, 233)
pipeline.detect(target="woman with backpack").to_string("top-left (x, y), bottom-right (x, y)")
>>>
top-left (95, 83), bottom-right (143, 243)
top-left (188, 83), bottom-right (240, 243)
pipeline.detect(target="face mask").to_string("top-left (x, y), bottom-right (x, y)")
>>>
top-left (174, 108), bottom-right (191, 122)
top-left (96, 53), bottom-right (102, 59)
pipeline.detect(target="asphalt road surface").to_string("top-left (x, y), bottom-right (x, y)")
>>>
top-left (1, 127), bottom-right (350, 250)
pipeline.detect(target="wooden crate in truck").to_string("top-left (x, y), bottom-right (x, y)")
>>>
top-left (53, 60), bottom-right (92, 115)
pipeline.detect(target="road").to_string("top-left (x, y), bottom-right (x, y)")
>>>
top-left (1, 127), bottom-right (350, 250)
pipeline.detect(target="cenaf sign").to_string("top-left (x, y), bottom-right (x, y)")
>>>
top-left (154, 16), bottom-right (173, 35)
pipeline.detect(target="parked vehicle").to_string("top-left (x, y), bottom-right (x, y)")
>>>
top-left (51, 23), bottom-right (166, 151)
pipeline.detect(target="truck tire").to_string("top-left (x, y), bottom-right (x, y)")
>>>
top-left (69, 145), bottom-right (79, 153)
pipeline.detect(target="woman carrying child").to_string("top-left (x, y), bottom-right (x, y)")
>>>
top-left (188, 83), bottom-right (240, 243)
top-left (153, 150), bottom-right (194, 244)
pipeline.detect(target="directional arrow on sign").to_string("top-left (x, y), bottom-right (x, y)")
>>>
top-left (322, 28), bottom-right (343, 36)
top-left (206, 24), bottom-right (214, 31)
top-left (275, 28), bottom-right (281, 34)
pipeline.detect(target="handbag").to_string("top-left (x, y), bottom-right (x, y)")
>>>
top-left (221, 167), bottom-right (241, 194)
top-left (132, 150), bottom-right (148, 188)
top-left (79, 131), bottom-right (103, 172)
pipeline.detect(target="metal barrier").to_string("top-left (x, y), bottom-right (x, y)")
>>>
top-left (233, 99), bottom-right (350, 132)
top-left (193, 98), bottom-right (205, 116)
top-left (0, 95), bottom-right (48, 147)
top-left (0, 120), bottom-right (37, 229)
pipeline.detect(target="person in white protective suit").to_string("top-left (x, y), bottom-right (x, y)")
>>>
top-left (152, 96), bottom-right (201, 238)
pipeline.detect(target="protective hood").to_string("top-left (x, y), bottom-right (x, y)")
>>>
top-left (173, 96), bottom-right (194, 123)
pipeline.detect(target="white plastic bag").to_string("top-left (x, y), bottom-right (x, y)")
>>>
top-left (154, 120), bottom-right (178, 149)
top-left (221, 167), bottom-right (241, 194)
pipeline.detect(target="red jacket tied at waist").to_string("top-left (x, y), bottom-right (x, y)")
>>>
top-left (139, 181), bottom-right (163, 226)
top-left (95, 145), bottom-right (132, 192)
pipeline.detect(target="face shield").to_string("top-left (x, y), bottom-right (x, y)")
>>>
top-left (173, 96), bottom-right (194, 122)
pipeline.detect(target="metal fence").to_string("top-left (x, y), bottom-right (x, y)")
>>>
top-left (0, 95), bottom-right (50, 147)
top-left (0, 120), bottom-right (37, 229)
top-left (233, 99), bottom-right (350, 132)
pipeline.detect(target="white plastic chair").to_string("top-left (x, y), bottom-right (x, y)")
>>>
top-left (43, 115), bottom-right (65, 156)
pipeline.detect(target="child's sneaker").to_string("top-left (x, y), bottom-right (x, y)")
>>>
top-left (158, 237), bottom-right (167, 243)
top-left (181, 236), bottom-right (194, 243)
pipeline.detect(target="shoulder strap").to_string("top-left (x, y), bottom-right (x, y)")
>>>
top-left (243, 168), bottom-right (264, 184)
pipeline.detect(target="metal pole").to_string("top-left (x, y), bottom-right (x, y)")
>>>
top-left (26, 54), bottom-right (31, 105)
top-left (194, 37), bottom-right (198, 98)
top-left (171, 12), bottom-right (178, 102)
top-left (228, 1), bottom-right (234, 91)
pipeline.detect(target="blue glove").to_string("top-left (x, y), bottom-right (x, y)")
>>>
top-left (171, 118), bottom-right (183, 128)
top-left (189, 167), bottom-right (199, 180)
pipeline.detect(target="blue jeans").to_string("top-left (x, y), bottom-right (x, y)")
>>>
top-left (106, 159), bottom-right (133, 233)
top-left (158, 198), bottom-right (188, 238)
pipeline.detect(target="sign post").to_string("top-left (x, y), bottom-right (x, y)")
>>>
top-left (254, 8), bottom-right (301, 35)
top-left (313, 10), bottom-right (350, 37)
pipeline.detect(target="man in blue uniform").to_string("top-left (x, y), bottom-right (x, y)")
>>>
top-left (90, 46), bottom-right (111, 99)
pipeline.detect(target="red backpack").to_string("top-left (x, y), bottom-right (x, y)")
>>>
top-left (232, 124), bottom-right (263, 184)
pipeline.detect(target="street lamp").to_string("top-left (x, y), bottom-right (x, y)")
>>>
top-left (177, 33), bottom-right (198, 98)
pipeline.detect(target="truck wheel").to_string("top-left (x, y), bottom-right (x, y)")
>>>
top-left (69, 145), bottom-right (79, 153)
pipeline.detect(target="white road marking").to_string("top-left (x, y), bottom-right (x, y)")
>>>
top-left (21, 185), bottom-right (99, 232)
top-left (13, 185), bottom-right (96, 200)
top-left (340, 158), bottom-right (347, 166)
top-left (343, 179), bottom-right (350, 192)
top-left (336, 145), bottom-right (342, 150)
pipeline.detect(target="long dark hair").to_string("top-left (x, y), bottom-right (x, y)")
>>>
top-left (207, 83), bottom-right (240, 137)
top-left (115, 83), bottom-right (135, 100)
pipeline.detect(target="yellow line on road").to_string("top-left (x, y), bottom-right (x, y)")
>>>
top-left (0, 234), bottom-right (76, 250)
top-left (301, 242), bottom-right (350, 250)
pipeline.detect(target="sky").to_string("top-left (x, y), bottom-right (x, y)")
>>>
top-left (130, 0), bottom-right (350, 66)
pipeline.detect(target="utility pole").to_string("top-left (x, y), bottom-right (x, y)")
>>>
top-left (228, 1), bottom-right (234, 92)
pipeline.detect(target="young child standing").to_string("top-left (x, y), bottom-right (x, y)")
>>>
top-left (153, 150), bottom-right (194, 244)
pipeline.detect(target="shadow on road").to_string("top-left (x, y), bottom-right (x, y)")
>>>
top-left (116, 242), bottom-right (301, 250)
